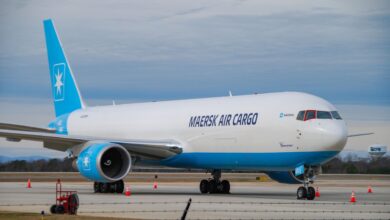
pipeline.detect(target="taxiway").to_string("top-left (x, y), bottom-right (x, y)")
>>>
top-left (0, 173), bottom-right (389, 219)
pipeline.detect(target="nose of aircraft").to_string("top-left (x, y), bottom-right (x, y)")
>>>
top-left (320, 121), bottom-right (348, 151)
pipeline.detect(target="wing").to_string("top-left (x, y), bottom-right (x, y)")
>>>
top-left (0, 128), bottom-right (182, 160)
top-left (348, 132), bottom-right (374, 137)
top-left (0, 122), bottom-right (56, 133)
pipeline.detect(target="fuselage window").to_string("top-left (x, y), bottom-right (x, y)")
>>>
top-left (305, 110), bottom-right (316, 121)
top-left (331, 111), bottom-right (342, 120)
top-left (317, 111), bottom-right (332, 119)
top-left (297, 111), bottom-right (305, 121)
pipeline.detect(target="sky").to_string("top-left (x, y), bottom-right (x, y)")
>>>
top-left (0, 0), bottom-right (389, 157)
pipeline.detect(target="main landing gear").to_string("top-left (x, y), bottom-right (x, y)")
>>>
top-left (199, 170), bottom-right (230, 194)
top-left (296, 166), bottom-right (317, 200)
top-left (94, 180), bottom-right (124, 194)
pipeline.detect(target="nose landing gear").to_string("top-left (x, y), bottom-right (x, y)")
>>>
top-left (296, 166), bottom-right (317, 200)
top-left (199, 170), bottom-right (230, 194)
top-left (297, 184), bottom-right (315, 200)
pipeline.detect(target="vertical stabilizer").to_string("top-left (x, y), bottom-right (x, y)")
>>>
top-left (43, 19), bottom-right (85, 117)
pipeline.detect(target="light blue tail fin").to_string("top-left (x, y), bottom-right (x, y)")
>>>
top-left (43, 19), bottom-right (85, 117)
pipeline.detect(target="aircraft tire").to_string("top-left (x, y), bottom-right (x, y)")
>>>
top-left (297, 186), bottom-right (307, 200)
top-left (200, 179), bottom-right (209, 194)
top-left (307, 186), bottom-right (315, 200)
top-left (94, 182), bottom-right (101, 193)
top-left (221, 180), bottom-right (230, 194)
top-left (208, 179), bottom-right (217, 194)
top-left (101, 183), bottom-right (110, 193)
top-left (115, 180), bottom-right (124, 194)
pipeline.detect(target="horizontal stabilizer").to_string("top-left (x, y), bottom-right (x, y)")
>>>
top-left (348, 132), bottom-right (374, 137)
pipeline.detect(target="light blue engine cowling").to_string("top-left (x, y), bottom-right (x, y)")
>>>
top-left (266, 171), bottom-right (305, 184)
top-left (76, 142), bottom-right (131, 183)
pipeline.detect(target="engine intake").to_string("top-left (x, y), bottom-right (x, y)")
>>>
top-left (76, 142), bottom-right (131, 182)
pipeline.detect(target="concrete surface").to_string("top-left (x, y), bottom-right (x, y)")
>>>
top-left (0, 173), bottom-right (389, 219)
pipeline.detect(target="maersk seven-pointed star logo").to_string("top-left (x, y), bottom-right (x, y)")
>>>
top-left (83, 157), bottom-right (90, 169)
top-left (53, 63), bottom-right (66, 101)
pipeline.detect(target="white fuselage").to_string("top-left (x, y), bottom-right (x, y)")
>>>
top-left (63, 92), bottom-right (347, 171)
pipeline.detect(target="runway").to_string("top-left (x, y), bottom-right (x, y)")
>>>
top-left (0, 173), bottom-right (390, 219)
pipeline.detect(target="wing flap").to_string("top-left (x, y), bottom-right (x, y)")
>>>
top-left (0, 129), bottom-right (182, 159)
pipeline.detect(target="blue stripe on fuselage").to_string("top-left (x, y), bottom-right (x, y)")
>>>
top-left (159, 151), bottom-right (339, 171)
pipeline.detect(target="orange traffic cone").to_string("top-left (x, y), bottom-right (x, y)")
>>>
top-left (27, 179), bottom-right (31, 188)
top-left (368, 186), bottom-right (373, 193)
top-left (153, 181), bottom-right (158, 190)
top-left (125, 186), bottom-right (131, 196)
top-left (315, 187), bottom-right (320, 197)
top-left (350, 191), bottom-right (356, 203)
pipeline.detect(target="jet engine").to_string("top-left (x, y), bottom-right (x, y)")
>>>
top-left (265, 171), bottom-right (305, 184)
top-left (76, 142), bottom-right (131, 182)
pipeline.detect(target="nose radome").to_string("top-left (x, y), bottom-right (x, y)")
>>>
top-left (322, 121), bottom-right (348, 151)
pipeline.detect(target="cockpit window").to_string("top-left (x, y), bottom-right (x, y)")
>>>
top-left (297, 111), bottom-right (305, 121)
top-left (331, 111), bottom-right (342, 120)
top-left (317, 111), bottom-right (332, 119)
top-left (305, 110), bottom-right (316, 121)
top-left (297, 110), bottom-right (342, 121)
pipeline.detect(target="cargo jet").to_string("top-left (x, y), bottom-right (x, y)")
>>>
top-left (0, 19), bottom-right (371, 200)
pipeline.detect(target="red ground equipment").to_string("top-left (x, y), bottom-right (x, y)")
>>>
top-left (50, 179), bottom-right (79, 215)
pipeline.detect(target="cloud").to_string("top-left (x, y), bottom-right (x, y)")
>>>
top-left (0, 1), bottom-right (389, 103)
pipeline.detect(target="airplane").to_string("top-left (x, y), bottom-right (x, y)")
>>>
top-left (0, 19), bottom-right (372, 200)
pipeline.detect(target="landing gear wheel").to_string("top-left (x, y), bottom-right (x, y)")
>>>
top-left (94, 181), bottom-right (124, 194)
top-left (100, 183), bottom-right (110, 193)
top-left (50, 204), bottom-right (57, 214)
top-left (200, 179), bottom-right (209, 194)
top-left (221, 180), bottom-right (230, 194)
top-left (297, 186), bottom-right (307, 200)
top-left (110, 184), bottom-right (115, 193)
top-left (94, 182), bottom-right (101, 193)
top-left (208, 179), bottom-right (217, 194)
top-left (216, 182), bottom-right (224, 193)
top-left (307, 186), bottom-right (315, 200)
top-left (115, 180), bottom-right (124, 194)
top-left (199, 170), bottom-right (232, 194)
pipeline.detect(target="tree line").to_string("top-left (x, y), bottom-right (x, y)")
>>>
top-left (0, 156), bottom-right (389, 173)
top-left (322, 156), bottom-right (390, 174)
